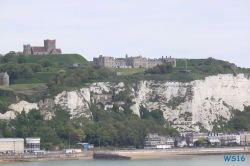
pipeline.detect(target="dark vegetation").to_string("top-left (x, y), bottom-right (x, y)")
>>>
top-left (0, 106), bottom-right (85, 150)
top-left (212, 106), bottom-right (250, 132)
top-left (0, 104), bottom-right (179, 149)
top-left (145, 63), bottom-right (173, 74)
top-left (84, 105), bottom-right (179, 148)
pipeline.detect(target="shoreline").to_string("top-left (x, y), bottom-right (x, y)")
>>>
top-left (117, 147), bottom-right (250, 159)
top-left (0, 147), bottom-right (250, 163)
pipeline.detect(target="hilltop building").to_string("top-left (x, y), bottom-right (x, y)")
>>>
top-left (23, 39), bottom-right (62, 55)
top-left (93, 54), bottom-right (176, 69)
top-left (0, 72), bottom-right (9, 86)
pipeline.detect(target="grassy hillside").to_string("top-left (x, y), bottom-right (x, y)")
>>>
top-left (27, 54), bottom-right (91, 67)
top-left (110, 68), bottom-right (146, 75)
top-left (102, 58), bottom-right (250, 83)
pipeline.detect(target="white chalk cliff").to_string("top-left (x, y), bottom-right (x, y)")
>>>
top-left (130, 74), bottom-right (250, 132)
top-left (1, 74), bottom-right (250, 132)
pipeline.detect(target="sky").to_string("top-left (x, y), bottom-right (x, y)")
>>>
top-left (0, 0), bottom-right (250, 67)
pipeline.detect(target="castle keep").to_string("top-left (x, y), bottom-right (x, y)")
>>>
top-left (93, 54), bottom-right (176, 68)
top-left (23, 39), bottom-right (62, 55)
top-left (0, 72), bottom-right (9, 86)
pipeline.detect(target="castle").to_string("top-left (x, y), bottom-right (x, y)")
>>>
top-left (0, 72), bottom-right (9, 86)
top-left (23, 39), bottom-right (62, 55)
top-left (93, 54), bottom-right (176, 68)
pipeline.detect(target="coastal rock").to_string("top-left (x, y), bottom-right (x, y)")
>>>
top-left (130, 74), bottom-right (250, 132)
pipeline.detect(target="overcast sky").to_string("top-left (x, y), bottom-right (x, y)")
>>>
top-left (0, 0), bottom-right (249, 67)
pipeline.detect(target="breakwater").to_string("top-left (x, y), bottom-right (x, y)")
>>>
top-left (93, 152), bottom-right (131, 160)
top-left (0, 152), bottom-right (93, 163)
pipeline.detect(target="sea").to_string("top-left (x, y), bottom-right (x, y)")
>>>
top-left (2, 155), bottom-right (250, 166)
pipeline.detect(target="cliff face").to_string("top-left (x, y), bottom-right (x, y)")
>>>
top-left (130, 74), bottom-right (250, 132)
top-left (1, 74), bottom-right (250, 132)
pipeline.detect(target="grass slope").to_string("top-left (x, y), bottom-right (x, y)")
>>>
top-left (101, 58), bottom-right (250, 83)
top-left (27, 54), bottom-right (91, 67)
top-left (110, 68), bottom-right (146, 75)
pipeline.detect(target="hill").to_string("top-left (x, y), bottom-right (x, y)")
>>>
top-left (27, 54), bottom-right (91, 67)
top-left (9, 54), bottom-right (91, 85)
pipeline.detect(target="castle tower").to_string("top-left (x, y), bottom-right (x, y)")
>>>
top-left (3, 72), bottom-right (9, 86)
top-left (44, 39), bottom-right (56, 52)
top-left (23, 44), bottom-right (31, 55)
top-left (0, 72), bottom-right (9, 86)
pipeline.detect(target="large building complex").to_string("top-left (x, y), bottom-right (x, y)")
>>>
top-left (93, 54), bottom-right (176, 68)
top-left (0, 138), bottom-right (24, 153)
top-left (0, 72), bottom-right (9, 86)
top-left (23, 39), bottom-right (62, 55)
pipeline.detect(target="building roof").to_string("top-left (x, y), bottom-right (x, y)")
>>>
top-left (32, 46), bottom-right (47, 52)
top-left (26, 137), bottom-right (40, 140)
top-left (0, 72), bottom-right (8, 75)
top-left (0, 138), bottom-right (24, 142)
top-left (56, 49), bottom-right (62, 53)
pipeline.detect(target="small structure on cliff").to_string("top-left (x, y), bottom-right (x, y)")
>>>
top-left (94, 94), bottom-right (114, 109)
top-left (0, 72), bottom-right (9, 86)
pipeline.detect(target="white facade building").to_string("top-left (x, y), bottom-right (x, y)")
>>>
top-left (0, 138), bottom-right (24, 153)
top-left (25, 138), bottom-right (40, 152)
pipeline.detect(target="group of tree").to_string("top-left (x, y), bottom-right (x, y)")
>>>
top-left (228, 106), bottom-right (250, 131)
top-left (0, 105), bottom-right (85, 150)
top-left (0, 63), bottom-right (42, 79)
top-left (47, 67), bottom-right (115, 88)
top-left (83, 105), bottom-right (179, 148)
top-left (0, 101), bottom-right (180, 150)
top-left (212, 106), bottom-right (250, 132)
top-left (0, 51), bottom-right (29, 63)
top-left (145, 63), bottom-right (173, 74)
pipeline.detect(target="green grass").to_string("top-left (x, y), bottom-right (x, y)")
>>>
top-left (9, 83), bottom-right (46, 91)
top-left (11, 73), bottom-right (55, 85)
top-left (32, 72), bottom-right (55, 81)
top-left (110, 68), bottom-right (146, 75)
top-left (27, 54), bottom-right (91, 67)
top-left (0, 89), bottom-right (17, 111)
top-left (13, 78), bottom-right (44, 84)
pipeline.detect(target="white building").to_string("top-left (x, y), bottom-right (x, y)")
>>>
top-left (25, 138), bottom-right (40, 152)
top-left (144, 133), bottom-right (174, 149)
top-left (0, 138), bottom-right (24, 153)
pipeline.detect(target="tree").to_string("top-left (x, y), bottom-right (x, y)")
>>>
top-left (18, 54), bottom-right (29, 63)
top-left (4, 126), bottom-right (13, 137)
top-left (3, 51), bottom-right (16, 63)
top-left (38, 58), bottom-right (52, 67)
top-left (35, 127), bottom-right (61, 150)
top-left (198, 138), bottom-right (205, 147)
top-left (232, 116), bottom-right (249, 130)
top-left (75, 128), bottom-right (86, 142)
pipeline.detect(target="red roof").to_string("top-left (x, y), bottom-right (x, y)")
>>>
top-left (32, 47), bottom-right (47, 52)
top-left (56, 49), bottom-right (62, 53)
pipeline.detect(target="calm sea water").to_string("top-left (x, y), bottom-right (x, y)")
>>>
top-left (2, 155), bottom-right (250, 166)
